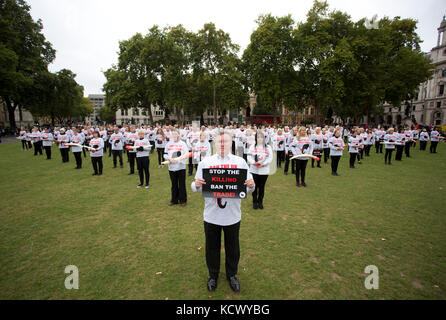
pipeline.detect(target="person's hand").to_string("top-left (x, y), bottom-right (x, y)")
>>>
top-left (244, 179), bottom-right (255, 189)
top-left (169, 158), bottom-right (178, 163)
top-left (195, 178), bottom-right (206, 189)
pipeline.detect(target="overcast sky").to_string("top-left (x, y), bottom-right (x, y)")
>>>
top-left (27, 0), bottom-right (445, 97)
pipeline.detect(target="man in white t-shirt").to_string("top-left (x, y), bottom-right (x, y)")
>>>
top-left (192, 130), bottom-right (255, 293)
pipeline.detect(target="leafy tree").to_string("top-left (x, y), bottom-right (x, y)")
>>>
top-left (192, 22), bottom-right (243, 124)
top-left (0, 0), bottom-right (55, 129)
top-left (242, 14), bottom-right (299, 114)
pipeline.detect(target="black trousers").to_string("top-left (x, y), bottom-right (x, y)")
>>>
top-left (359, 148), bottom-right (364, 160)
top-left (204, 221), bottom-right (240, 280)
top-left (44, 146), bottom-right (51, 159)
top-left (232, 141), bottom-right (236, 154)
top-left (404, 142), bottom-right (411, 157)
top-left (112, 150), bottom-right (123, 167)
top-left (375, 141), bottom-right (380, 153)
top-left (323, 148), bottom-right (330, 163)
top-left (349, 153), bottom-right (357, 167)
top-left (128, 152), bottom-right (136, 173)
top-left (420, 141), bottom-right (427, 151)
top-left (169, 169), bottom-right (187, 204)
top-left (188, 157), bottom-right (194, 175)
top-left (276, 150), bottom-right (285, 168)
top-left (156, 148), bottom-right (164, 165)
top-left (252, 173), bottom-right (268, 204)
top-left (27, 141), bottom-right (32, 149)
top-left (243, 153), bottom-right (247, 162)
top-left (331, 155), bottom-right (341, 173)
top-left (365, 145), bottom-right (371, 157)
top-left (378, 141), bottom-right (383, 153)
top-left (33, 141), bottom-right (43, 155)
top-left (284, 152), bottom-right (296, 173)
top-left (82, 144), bottom-right (87, 158)
top-left (312, 150), bottom-right (322, 167)
top-left (395, 145), bottom-right (404, 161)
top-left (295, 159), bottom-right (308, 183)
top-left (108, 142), bottom-right (112, 157)
top-left (60, 148), bottom-right (69, 162)
top-left (150, 141), bottom-right (155, 153)
top-left (430, 141), bottom-right (438, 153)
top-left (21, 140), bottom-right (28, 150)
top-left (137, 156), bottom-right (150, 185)
top-left (73, 151), bottom-right (82, 168)
top-left (91, 156), bottom-right (103, 174)
top-left (385, 149), bottom-right (393, 164)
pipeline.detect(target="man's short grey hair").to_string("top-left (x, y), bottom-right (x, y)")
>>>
top-left (215, 129), bottom-right (233, 140)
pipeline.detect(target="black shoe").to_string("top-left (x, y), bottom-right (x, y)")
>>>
top-left (253, 202), bottom-right (258, 210)
top-left (331, 172), bottom-right (336, 176)
top-left (284, 172), bottom-right (288, 175)
top-left (92, 173), bottom-right (98, 176)
top-left (207, 278), bottom-right (217, 292)
top-left (128, 172), bottom-right (134, 175)
top-left (258, 203), bottom-right (264, 210)
top-left (180, 202), bottom-right (187, 207)
top-left (302, 182), bottom-right (307, 187)
top-left (296, 182), bottom-right (300, 187)
top-left (228, 276), bottom-right (240, 292)
top-left (169, 202), bottom-right (178, 206)
top-left (113, 166), bottom-right (117, 168)
top-left (137, 184), bottom-right (143, 188)
top-left (120, 165), bottom-right (123, 168)
top-left (317, 165), bottom-right (321, 168)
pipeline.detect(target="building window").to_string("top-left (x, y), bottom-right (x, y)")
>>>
top-left (121, 109), bottom-right (124, 116)
top-left (437, 102), bottom-right (441, 108)
top-left (133, 108), bottom-right (139, 116)
top-left (440, 85), bottom-right (445, 96)
top-left (413, 105), bottom-right (416, 111)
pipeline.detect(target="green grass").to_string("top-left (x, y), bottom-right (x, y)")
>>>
top-left (0, 142), bottom-right (445, 300)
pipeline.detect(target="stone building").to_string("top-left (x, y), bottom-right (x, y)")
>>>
top-left (382, 16), bottom-right (446, 128)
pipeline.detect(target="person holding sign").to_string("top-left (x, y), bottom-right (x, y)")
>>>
top-left (247, 130), bottom-right (273, 210)
top-left (191, 130), bottom-right (255, 293)
top-left (289, 127), bottom-right (314, 187)
top-left (134, 130), bottom-right (151, 189)
top-left (89, 131), bottom-right (104, 176)
top-left (164, 130), bottom-right (189, 206)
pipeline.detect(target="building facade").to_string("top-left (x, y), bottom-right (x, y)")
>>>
top-left (86, 94), bottom-right (105, 124)
top-left (0, 99), bottom-right (34, 130)
top-left (383, 16), bottom-right (446, 128)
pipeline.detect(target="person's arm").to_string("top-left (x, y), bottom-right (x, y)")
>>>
top-left (191, 161), bottom-right (204, 192)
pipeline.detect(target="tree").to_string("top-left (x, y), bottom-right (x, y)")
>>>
top-left (99, 104), bottom-right (116, 124)
top-left (243, 14), bottom-right (299, 115)
top-left (104, 27), bottom-right (167, 123)
top-left (0, 0), bottom-right (55, 130)
top-left (192, 23), bottom-right (243, 124)
top-left (24, 69), bottom-right (85, 125)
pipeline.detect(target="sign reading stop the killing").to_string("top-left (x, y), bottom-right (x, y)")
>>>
top-left (202, 168), bottom-right (247, 199)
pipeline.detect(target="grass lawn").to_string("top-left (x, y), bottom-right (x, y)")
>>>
top-left (0, 141), bottom-right (445, 300)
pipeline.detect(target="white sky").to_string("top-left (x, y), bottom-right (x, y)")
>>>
top-left (27, 0), bottom-right (445, 97)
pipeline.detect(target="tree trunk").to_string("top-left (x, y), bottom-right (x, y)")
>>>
top-left (213, 80), bottom-right (217, 125)
top-left (5, 97), bottom-right (17, 131)
top-left (147, 104), bottom-right (154, 124)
